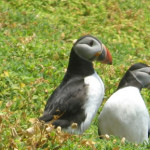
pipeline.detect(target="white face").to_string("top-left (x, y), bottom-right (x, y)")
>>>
top-left (130, 67), bottom-right (150, 88)
top-left (73, 37), bottom-right (103, 61)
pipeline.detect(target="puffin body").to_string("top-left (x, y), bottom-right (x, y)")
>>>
top-left (63, 72), bottom-right (105, 134)
top-left (40, 35), bottom-right (112, 134)
top-left (98, 63), bottom-right (150, 143)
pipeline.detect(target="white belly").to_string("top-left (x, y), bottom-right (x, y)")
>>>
top-left (98, 87), bottom-right (149, 144)
top-left (80, 72), bottom-right (105, 132)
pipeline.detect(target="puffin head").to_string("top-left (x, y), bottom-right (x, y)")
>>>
top-left (73, 35), bottom-right (112, 64)
top-left (129, 63), bottom-right (150, 89)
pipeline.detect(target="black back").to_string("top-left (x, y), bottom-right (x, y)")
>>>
top-left (117, 63), bottom-right (148, 90)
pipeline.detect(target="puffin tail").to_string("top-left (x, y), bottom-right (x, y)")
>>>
top-left (39, 113), bottom-right (53, 123)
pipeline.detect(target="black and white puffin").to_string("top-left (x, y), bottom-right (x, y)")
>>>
top-left (98, 63), bottom-right (150, 143)
top-left (39, 35), bottom-right (112, 134)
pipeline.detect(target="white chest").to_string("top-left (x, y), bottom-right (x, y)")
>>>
top-left (80, 72), bottom-right (105, 132)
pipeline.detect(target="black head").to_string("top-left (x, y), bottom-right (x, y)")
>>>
top-left (118, 63), bottom-right (150, 90)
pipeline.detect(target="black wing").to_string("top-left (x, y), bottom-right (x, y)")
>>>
top-left (39, 76), bottom-right (88, 128)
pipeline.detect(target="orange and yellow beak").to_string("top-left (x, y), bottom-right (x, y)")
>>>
top-left (95, 44), bottom-right (112, 64)
top-left (102, 45), bottom-right (112, 64)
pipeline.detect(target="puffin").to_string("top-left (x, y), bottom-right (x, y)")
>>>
top-left (98, 63), bottom-right (150, 143)
top-left (39, 35), bottom-right (112, 134)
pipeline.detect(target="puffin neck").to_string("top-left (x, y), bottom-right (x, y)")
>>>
top-left (117, 71), bottom-right (143, 91)
top-left (63, 49), bottom-right (94, 81)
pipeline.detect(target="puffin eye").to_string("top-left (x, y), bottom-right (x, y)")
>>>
top-left (88, 40), bottom-right (94, 46)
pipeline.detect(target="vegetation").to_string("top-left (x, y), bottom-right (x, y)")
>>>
top-left (0, 0), bottom-right (150, 149)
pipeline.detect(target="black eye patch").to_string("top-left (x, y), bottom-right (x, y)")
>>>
top-left (89, 40), bottom-right (94, 46)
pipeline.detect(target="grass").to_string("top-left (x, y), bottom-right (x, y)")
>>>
top-left (0, 0), bottom-right (150, 149)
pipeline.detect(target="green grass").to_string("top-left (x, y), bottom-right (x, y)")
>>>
top-left (0, 0), bottom-right (150, 149)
